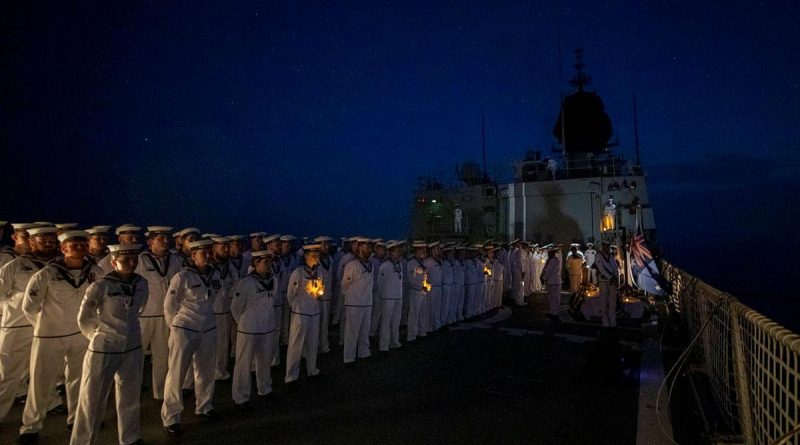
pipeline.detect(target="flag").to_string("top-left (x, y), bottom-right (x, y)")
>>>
top-left (629, 227), bottom-right (666, 295)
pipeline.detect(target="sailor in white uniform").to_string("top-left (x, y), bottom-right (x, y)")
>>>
top-left (0, 226), bottom-right (61, 424)
top-left (540, 246), bottom-right (563, 322)
top-left (230, 250), bottom-right (276, 408)
top-left (369, 240), bottom-right (386, 336)
top-left (341, 238), bottom-right (374, 362)
top-left (314, 236), bottom-right (334, 353)
top-left (486, 244), bottom-right (505, 309)
top-left (452, 245), bottom-right (466, 322)
top-left (441, 244), bottom-right (455, 325)
top-left (278, 235), bottom-right (299, 345)
top-left (584, 242), bottom-right (597, 284)
top-left (510, 241), bottom-right (530, 306)
top-left (70, 244), bottom-right (147, 445)
top-left (228, 235), bottom-right (249, 278)
top-left (405, 241), bottom-right (428, 341)
top-left (136, 226), bottom-right (182, 401)
top-left (422, 241), bottom-right (442, 331)
top-left (161, 239), bottom-right (221, 435)
top-left (98, 224), bottom-right (140, 275)
top-left (284, 243), bottom-right (323, 382)
top-left (0, 223), bottom-right (34, 268)
top-left (210, 236), bottom-right (238, 380)
top-left (594, 241), bottom-right (619, 328)
top-left (19, 230), bottom-right (102, 441)
top-left (376, 240), bottom-right (404, 351)
top-left (84, 226), bottom-right (111, 266)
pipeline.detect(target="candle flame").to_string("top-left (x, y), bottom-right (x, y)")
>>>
top-left (422, 274), bottom-right (432, 292)
top-left (483, 265), bottom-right (492, 276)
top-left (305, 278), bottom-right (325, 298)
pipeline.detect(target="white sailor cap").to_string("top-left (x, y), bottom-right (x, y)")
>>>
top-left (313, 236), bottom-right (333, 243)
top-left (228, 235), bottom-right (246, 241)
top-left (280, 235), bottom-right (297, 242)
top-left (146, 226), bottom-right (173, 236)
top-left (108, 244), bottom-right (141, 256)
top-left (55, 223), bottom-right (79, 230)
top-left (86, 226), bottom-right (111, 235)
top-left (532, 243), bottom-right (540, 248)
top-left (482, 239), bottom-right (494, 246)
top-left (58, 230), bottom-right (90, 243)
top-left (412, 240), bottom-right (427, 249)
top-left (249, 232), bottom-right (266, 238)
top-left (586, 242), bottom-right (594, 247)
top-left (188, 239), bottom-right (213, 250)
top-left (442, 244), bottom-right (455, 252)
top-left (115, 224), bottom-right (141, 235)
top-left (263, 234), bottom-right (281, 244)
top-left (386, 240), bottom-right (406, 249)
top-left (375, 240), bottom-right (386, 247)
top-left (33, 222), bottom-right (54, 227)
top-left (178, 227), bottom-right (201, 237)
top-left (511, 238), bottom-right (520, 244)
top-left (427, 241), bottom-right (440, 248)
top-left (354, 237), bottom-right (373, 244)
top-left (27, 227), bottom-right (58, 237)
top-left (303, 243), bottom-right (322, 253)
top-left (570, 243), bottom-right (580, 248)
top-left (484, 243), bottom-right (496, 250)
top-left (211, 236), bottom-right (230, 244)
top-left (250, 250), bottom-right (274, 259)
top-left (201, 233), bottom-right (220, 239)
top-left (11, 223), bottom-right (36, 231)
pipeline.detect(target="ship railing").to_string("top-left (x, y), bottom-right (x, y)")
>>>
top-left (661, 260), bottom-right (800, 445)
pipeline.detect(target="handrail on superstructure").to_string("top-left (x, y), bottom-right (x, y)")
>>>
top-left (660, 260), bottom-right (800, 445)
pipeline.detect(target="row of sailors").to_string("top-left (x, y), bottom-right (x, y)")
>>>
top-left (0, 222), bottom-right (512, 444)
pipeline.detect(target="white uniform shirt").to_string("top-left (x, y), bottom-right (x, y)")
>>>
top-left (212, 260), bottom-right (239, 315)
top-left (0, 256), bottom-right (51, 328)
top-left (511, 249), bottom-right (530, 277)
top-left (594, 252), bottom-right (619, 282)
top-left (342, 259), bottom-right (374, 306)
top-left (78, 272), bottom-right (148, 353)
top-left (317, 257), bottom-right (334, 302)
top-left (541, 257), bottom-right (562, 285)
top-left (405, 258), bottom-right (426, 292)
top-left (442, 258), bottom-right (454, 287)
top-left (136, 251), bottom-right (182, 317)
top-left (287, 265), bottom-right (322, 316)
top-left (422, 257), bottom-right (443, 288)
top-left (376, 259), bottom-right (403, 301)
top-left (164, 266), bottom-right (222, 332)
top-left (231, 273), bottom-right (276, 334)
top-left (0, 246), bottom-right (19, 268)
top-left (23, 259), bottom-right (103, 337)
top-left (584, 249), bottom-right (597, 268)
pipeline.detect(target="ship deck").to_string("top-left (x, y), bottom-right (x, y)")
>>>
top-left (1, 293), bottom-right (681, 444)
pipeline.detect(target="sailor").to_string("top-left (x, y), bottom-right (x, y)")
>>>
top-left (566, 244), bottom-right (585, 296)
top-left (1, 223), bottom-right (33, 267)
top-left (230, 250), bottom-right (276, 408)
top-left (210, 236), bottom-right (237, 381)
top-left (335, 237), bottom-right (358, 345)
top-left (135, 226), bottom-right (182, 400)
top-left (452, 245), bottom-right (466, 322)
top-left (161, 239), bottom-right (221, 435)
top-left (70, 244), bottom-right (148, 445)
top-left (369, 239), bottom-right (386, 336)
top-left (314, 236), bottom-right (334, 353)
top-left (278, 235), bottom-right (299, 345)
top-left (531, 244), bottom-right (544, 292)
top-left (84, 226), bottom-right (111, 265)
top-left (171, 231), bottom-right (182, 254)
top-left (594, 241), bottom-right (619, 328)
top-left (341, 238), bottom-right (374, 363)
top-left (331, 237), bottom-right (350, 328)
top-left (486, 244), bottom-right (505, 310)
top-left (546, 157), bottom-right (558, 180)
top-left (376, 240), bottom-right (404, 351)
top-left (441, 244), bottom-right (455, 325)
top-left (19, 230), bottom-right (102, 442)
top-left (422, 241), bottom-right (442, 330)
top-left (453, 205), bottom-right (463, 234)
top-left (405, 241), bottom-right (428, 342)
top-left (98, 224), bottom-right (141, 275)
top-left (228, 235), bottom-right (249, 278)
top-left (499, 243), bottom-right (512, 293)
top-left (284, 243), bottom-right (323, 382)
top-left (462, 247), bottom-right (478, 317)
top-left (584, 242), bottom-right (597, 284)
top-left (261, 234), bottom-right (283, 365)
top-left (175, 227), bottom-right (201, 266)
top-left (540, 246), bottom-right (563, 322)
top-left (510, 240), bottom-right (530, 306)
top-left (0, 226), bottom-right (61, 424)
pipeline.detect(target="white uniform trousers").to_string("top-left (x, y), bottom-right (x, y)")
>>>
top-left (419, 295), bottom-right (431, 335)
top-left (599, 281), bottom-right (617, 327)
top-left (465, 285), bottom-right (476, 317)
top-left (429, 288), bottom-right (442, 330)
top-left (214, 314), bottom-right (231, 380)
top-left (493, 280), bottom-right (504, 309)
top-left (139, 317), bottom-right (169, 399)
top-left (271, 305), bottom-right (283, 366)
top-left (482, 281), bottom-right (492, 314)
top-left (588, 268), bottom-right (597, 284)
top-left (454, 285), bottom-right (465, 321)
top-left (547, 283), bottom-right (561, 315)
top-left (70, 347), bottom-right (143, 445)
top-left (343, 306), bottom-right (370, 363)
top-left (232, 330), bottom-right (274, 404)
top-left (442, 284), bottom-right (456, 324)
top-left (378, 299), bottom-right (402, 351)
top-left (512, 274), bottom-right (525, 306)
top-left (318, 300), bottom-right (331, 353)
top-left (161, 327), bottom-right (216, 426)
top-left (406, 292), bottom-right (425, 342)
top-left (285, 312), bottom-right (320, 382)
top-left (20, 333), bottom-right (88, 433)
top-left (369, 296), bottom-right (382, 336)
top-left (0, 326), bottom-right (33, 421)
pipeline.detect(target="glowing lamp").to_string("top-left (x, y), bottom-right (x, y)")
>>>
top-left (483, 266), bottom-right (492, 276)
top-left (583, 283), bottom-right (600, 297)
top-left (305, 278), bottom-right (325, 298)
top-left (422, 274), bottom-right (432, 292)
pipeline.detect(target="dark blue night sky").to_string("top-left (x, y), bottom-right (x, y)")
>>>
top-left (2, 1), bottom-right (799, 323)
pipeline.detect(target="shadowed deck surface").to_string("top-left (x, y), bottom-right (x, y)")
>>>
top-left (1, 293), bottom-right (644, 444)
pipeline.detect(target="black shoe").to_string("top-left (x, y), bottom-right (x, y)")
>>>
top-left (16, 433), bottom-right (39, 444)
top-left (235, 401), bottom-right (254, 412)
top-left (47, 404), bottom-right (68, 415)
top-left (14, 395), bottom-right (27, 405)
top-left (198, 409), bottom-right (219, 422)
top-left (164, 423), bottom-right (182, 435)
top-left (182, 388), bottom-right (193, 398)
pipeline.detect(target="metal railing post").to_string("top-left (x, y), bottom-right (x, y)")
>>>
top-left (729, 306), bottom-right (754, 444)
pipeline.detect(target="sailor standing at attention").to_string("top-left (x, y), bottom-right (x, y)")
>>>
top-left (284, 243), bottom-right (323, 382)
top-left (422, 241), bottom-right (442, 331)
top-left (594, 241), bottom-right (619, 328)
top-left (487, 244), bottom-right (505, 309)
top-left (376, 240), bottom-right (405, 351)
top-left (341, 238), bottom-right (374, 363)
top-left (210, 236), bottom-right (238, 381)
top-left (566, 244), bottom-right (585, 296)
top-left (441, 244), bottom-right (455, 325)
top-left (540, 246), bottom-right (563, 323)
top-left (19, 230), bottom-right (102, 442)
top-left (70, 244), bottom-right (148, 445)
top-left (369, 240), bottom-right (386, 337)
top-left (161, 239), bottom-right (221, 435)
top-left (84, 226), bottom-right (111, 266)
top-left (98, 224), bottom-right (140, 275)
top-left (584, 242), bottom-right (597, 284)
top-left (313, 236), bottom-right (334, 353)
top-left (261, 234), bottom-right (283, 365)
top-left (510, 240), bottom-right (529, 307)
top-left (136, 226), bottom-right (182, 401)
top-left (405, 241), bottom-right (428, 341)
top-left (278, 235), bottom-right (299, 345)
top-left (230, 250), bottom-right (276, 409)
